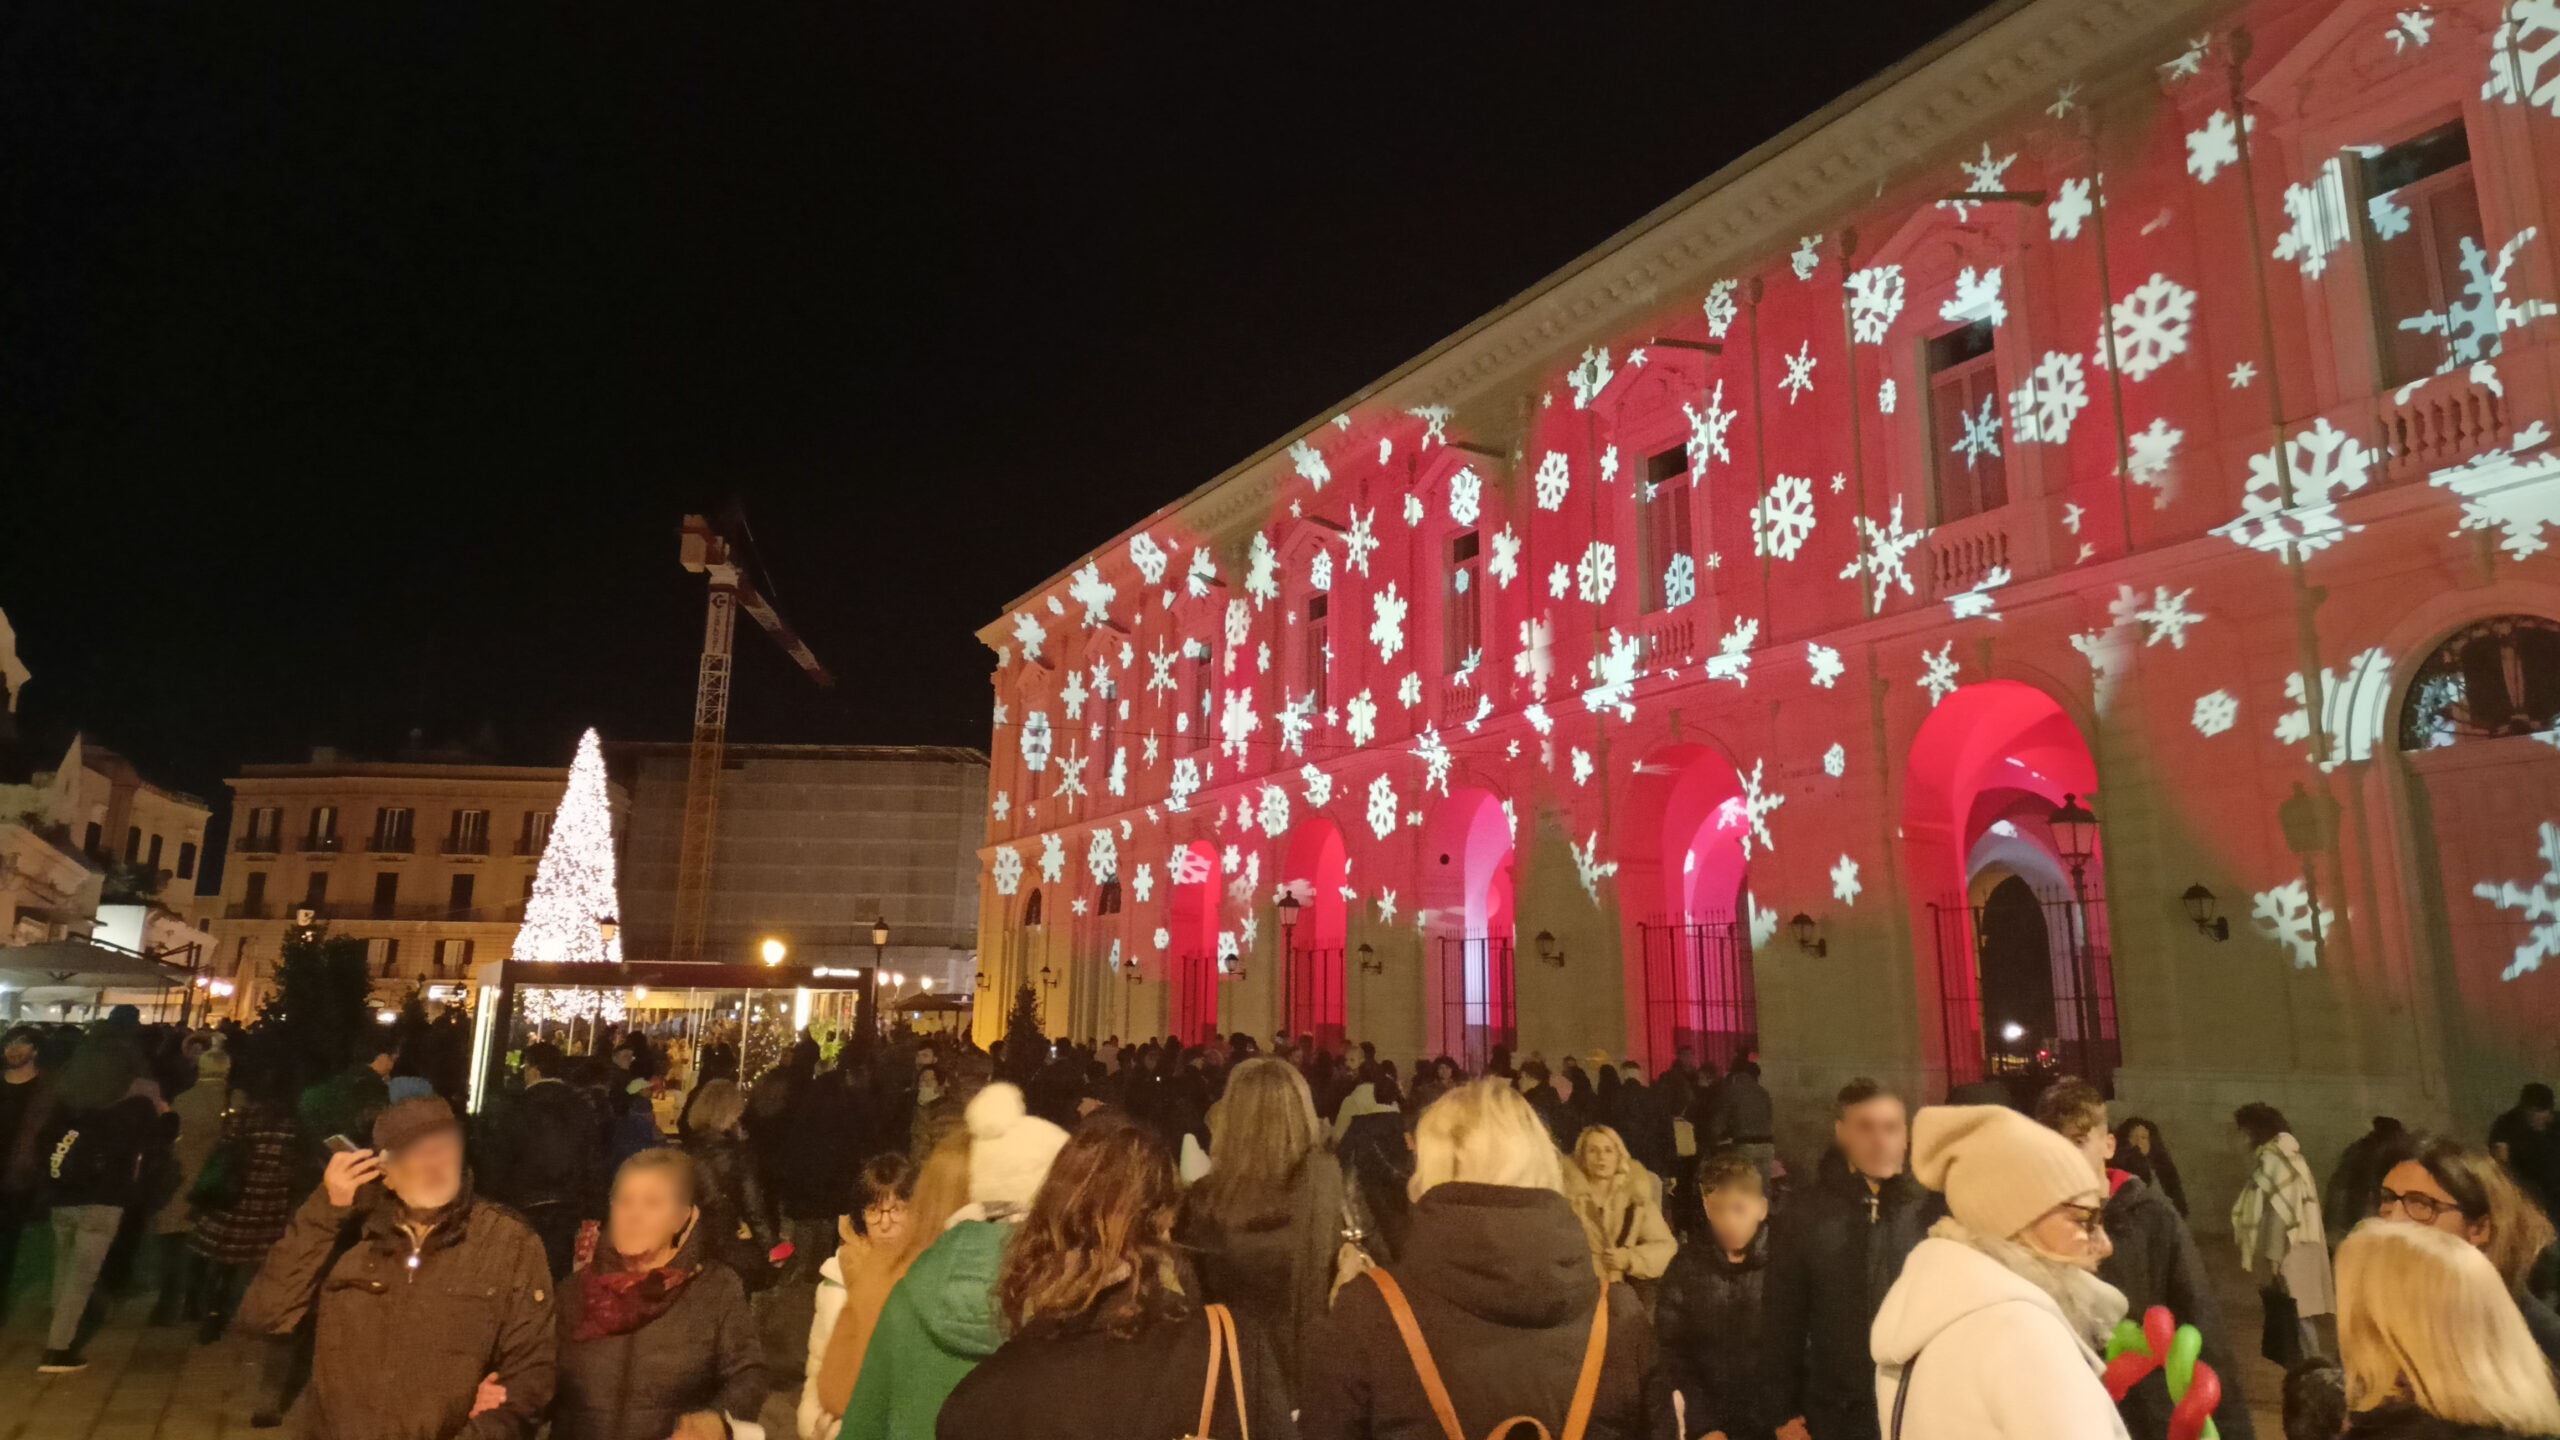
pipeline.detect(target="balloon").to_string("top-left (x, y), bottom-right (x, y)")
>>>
top-left (2167, 1361), bottom-right (2224, 1440)
top-left (2101, 1350), bottom-right (2159, 1403)
top-left (2143, 1305), bottom-right (2176, 1363)
top-left (2105, 1319), bottom-right (2151, 1363)
top-left (2166, 1324), bottom-right (2205, 1395)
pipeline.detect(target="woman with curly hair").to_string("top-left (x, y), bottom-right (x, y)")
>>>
top-left (936, 1112), bottom-right (1297, 1440)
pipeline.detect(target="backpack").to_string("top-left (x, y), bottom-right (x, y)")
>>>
top-left (1367, 1269), bottom-right (1610, 1440)
top-left (46, 1107), bottom-right (144, 1201)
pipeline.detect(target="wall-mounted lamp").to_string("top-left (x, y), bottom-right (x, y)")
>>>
top-left (972, 970), bottom-right (990, 993)
top-left (1533, 930), bottom-right (1565, 968)
top-left (1790, 913), bottom-right (1828, 958)
top-left (1356, 942), bottom-right (1383, 975)
top-left (2181, 884), bottom-right (2231, 941)
top-left (597, 919), bottom-right (619, 946)
top-left (760, 937), bottom-right (787, 967)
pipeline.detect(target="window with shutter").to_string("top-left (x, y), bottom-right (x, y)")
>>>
top-left (1928, 321), bottom-right (2007, 523)
top-left (2360, 122), bottom-right (2485, 387)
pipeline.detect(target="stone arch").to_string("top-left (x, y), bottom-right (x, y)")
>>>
top-left (1280, 817), bottom-right (1352, 1047)
top-left (1420, 785), bottom-right (1516, 1066)
top-left (1164, 841), bottom-right (1222, 1045)
top-left (1616, 740), bottom-right (1760, 1071)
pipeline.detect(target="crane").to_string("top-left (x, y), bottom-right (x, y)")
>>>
top-left (674, 509), bottom-right (836, 963)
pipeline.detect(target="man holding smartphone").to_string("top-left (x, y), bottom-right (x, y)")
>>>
top-left (240, 1095), bottom-right (556, 1437)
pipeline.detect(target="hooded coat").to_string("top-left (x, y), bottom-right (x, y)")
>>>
top-left (551, 1223), bottom-right (764, 1440)
top-left (2100, 1170), bottom-right (2254, 1440)
top-left (936, 1297), bottom-right (1301, 1440)
top-left (2342, 1401), bottom-right (2560, 1440)
top-left (1868, 1233), bottom-right (2131, 1440)
top-left (1762, 1165), bottom-right (1941, 1440)
top-left (835, 1219), bottom-right (1013, 1440)
top-left (1296, 1182), bottom-right (1653, 1440)
top-left (1654, 1228), bottom-right (1775, 1440)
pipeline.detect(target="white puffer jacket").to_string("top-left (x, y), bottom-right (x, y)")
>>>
top-left (1870, 1235), bottom-right (2131, 1440)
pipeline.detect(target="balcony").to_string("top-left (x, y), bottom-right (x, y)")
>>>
top-left (296, 901), bottom-right (524, 924)
top-left (1438, 670), bottom-right (1490, 730)
top-left (1640, 612), bottom-right (1696, 667)
top-left (366, 834), bottom-right (416, 855)
top-left (512, 838), bottom-right (541, 856)
top-left (235, 834), bottom-right (282, 857)
top-left (1927, 510), bottom-right (2013, 597)
top-left (225, 902), bottom-right (277, 920)
top-left (298, 835), bottom-right (343, 854)
top-left (443, 836), bottom-right (491, 857)
top-left (2377, 371), bottom-right (2508, 485)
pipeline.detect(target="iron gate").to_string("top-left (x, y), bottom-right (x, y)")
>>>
top-left (1434, 936), bottom-right (1516, 1072)
top-left (1929, 886), bottom-right (2118, 1093)
top-left (1636, 917), bottom-right (1758, 1074)
top-left (1170, 952), bottom-right (1220, 1046)
top-left (1286, 947), bottom-right (1346, 1053)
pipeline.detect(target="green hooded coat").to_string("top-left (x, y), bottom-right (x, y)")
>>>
top-left (835, 1219), bottom-right (1012, 1440)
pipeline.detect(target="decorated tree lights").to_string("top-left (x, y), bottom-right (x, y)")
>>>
top-left (513, 727), bottom-right (627, 1030)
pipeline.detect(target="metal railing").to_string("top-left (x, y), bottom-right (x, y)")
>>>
top-left (298, 835), bottom-right (343, 854)
top-left (1285, 947), bottom-right (1345, 1052)
top-left (1635, 917), bottom-right (1757, 1074)
top-left (1434, 936), bottom-right (1516, 1073)
top-left (1930, 885), bottom-right (2117, 1095)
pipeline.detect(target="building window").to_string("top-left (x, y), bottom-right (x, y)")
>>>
top-left (372, 872), bottom-right (400, 919)
top-left (1098, 880), bottom-right (1123, 915)
top-left (517, 810), bottom-right (554, 856)
top-left (305, 806), bottom-right (340, 851)
top-left (1184, 653), bottom-right (1213, 753)
top-left (1446, 531), bottom-right (1482, 669)
top-left (124, 827), bottom-right (142, 864)
top-left (242, 872), bottom-right (268, 912)
top-left (2399, 615), bottom-right (2560, 748)
top-left (176, 841), bottom-right (197, 880)
top-left (1641, 447), bottom-right (1695, 612)
top-left (449, 809), bottom-right (491, 856)
top-left (449, 873), bottom-right (477, 916)
top-left (2361, 122), bottom-right (2486, 387)
top-left (371, 807), bottom-right (415, 853)
top-left (241, 807), bottom-right (283, 852)
top-left (434, 938), bottom-right (476, 975)
top-left (1304, 595), bottom-right (1330, 712)
top-left (1928, 321), bottom-right (2007, 523)
top-left (304, 872), bottom-right (330, 910)
top-left (1022, 889), bottom-right (1044, 928)
top-left (145, 834), bottom-right (165, 872)
top-left (367, 938), bottom-right (401, 977)
top-left (82, 822), bottom-right (102, 857)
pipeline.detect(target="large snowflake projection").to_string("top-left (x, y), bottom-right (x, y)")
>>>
top-left (1517, 617), bottom-right (1555, 697)
top-left (1778, 342), bottom-right (1817, 403)
top-left (1685, 381), bottom-right (1736, 469)
top-left (1938, 145), bottom-right (2017, 224)
top-left (1807, 642), bottom-right (1845, 689)
top-left (1052, 743), bottom-right (1089, 809)
top-left (1145, 641), bottom-right (1178, 699)
top-left (1879, 379), bottom-right (1898, 414)
top-left (1011, 610), bottom-right (1048, 663)
top-left (1212, 693), bottom-right (1259, 765)
top-left (1830, 854), bottom-right (1865, 906)
top-left (1916, 642), bottom-right (1961, 706)
top-left (1791, 235), bottom-right (1823, 280)
top-left (1487, 525), bottom-right (1523, 589)
top-left (1940, 266), bottom-right (2007, 328)
top-left (1276, 691), bottom-right (1315, 756)
top-left (1128, 862), bottom-right (1155, 904)
top-left (1530, 451), bottom-right (1573, 512)
top-left (2274, 647), bottom-right (2393, 771)
top-left (1397, 670), bottom-right (1422, 710)
top-left (2126, 417), bottom-right (2186, 505)
top-left (1948, 393), bottom-right (2005, 472)
top-left (1753, 474), bottom-right (1820, 560)
top-left (1343, 505), bottom-right (1379, 576)
top-left (1374, 888), bottom-right (1399, 925)
top-left (1254, 783), bottom-right (1290, 840)
top-left (2192, 689), bottom-right (2240, 736)
top-left (1703, 279), bottom-right (1739, 337)
top-left (2397, 230), bottom-right (2557, 372)
top-left (2272, 158), bottom-right (2352, 278)
top-left (1407, 404), bottom-right (1453, 448)
top-left (1287, 438), bottom-right (1332, 490)
top-left (1946, 566), bottom-right (2010, 622)
top-left (2217, 416), bottom-right (2375, 560)
top-left (1570, 747), bottom-right (1594, 786)
top-left (1571, 833), bottom-right (1621, 901)
top-left (1019, 710), bottom-right (1054, 773)
top-left (1365, 773), bottom-right (1399, 840)
top-left (1087, 827), bottom-right (1118, 884)
top-left (1583, 629), bottom-right (1642, 720)
top-left (1840, 496), bottom-right (1928, 610)
top-left (1823, 742), bottom-right (1848, 778)
top-left (1244, 531), bottom-right (1280, 609)
top-left (1664, 553), bottom-right (1698, 609)
top-left (1299, 764), bottom-right (1334, 808)
top-left (1567, 346), bottom-right (1617, 409)
top-left (992, 845), bottom-right (1023, 896)
top-left (2485, 1), bottom-right (2560, 116)
top-left (1108, 747), bottom-right (1128, 797)
top-left (991, 789), bottom-right (1011, 822)
top-left (1737, 759), bottom-right (1784, 859)
top-left (1309, 548), bottom-right (1335, 594)
top-left (2252, 880), bottom-right (2332, 969)
top-left (1576, 541), bottom-right (1619, 604)
top-left (2431, 421), bottom-right (2560, 559)
top-left (1223, 598), bottom-right (1253, 653)
top-left (1547, 563), bottom-right (1570, 598)
top-left (1345, 689), bottom-right (1379, 747)
top-left (1411, 725), bottom-right (1455, 796)
top-left (2132, 586), bottom-right (2206, 647)
top-left (1066, 563), bottom-right (1115, 628)
top-left (2390, 7), bottom-right (2436, 50)
top-left (1186, 547), bottom-right (1218, 598)
top-left (1846, 265), bottom-right (1906, 343)
top-left (2185, 111), bottom-right (2241, 184)
top-left (2370, 191), bottom-right (2414, 242)
top-left (2010, 351), bottom-right (2089, 445)
top-left (1704, 617), bottom-right (1757, 686)
top-left (2049, 177), bottom-right (2094, 241)
top-left (1128, 532), bottom-right (1169, 585)
top-left (2474, 821), bottom-right (2560, 979)
top-left (2107, 274), bottom-right (2196, 381)
top-left (1370, 582), bottom-right (1408, 661)
top-left (1037, 832), bottom-right (1067, 885)
top-left (1448, 466), bottom-right (1484, 526)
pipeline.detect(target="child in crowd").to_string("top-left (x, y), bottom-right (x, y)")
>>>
top-left (1653, 1152), bottom-right (1776, 1440)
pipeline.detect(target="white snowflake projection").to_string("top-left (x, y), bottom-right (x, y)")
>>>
top-left (1583, 629), bottom-right (1643, 720)
top-left (1663, 552), bottom-right (1698, 608)
top-left (2369, 191), bottom-right (2414, 242)
top-left (1879, 379), bottom-right (1898, 414)
top-left (1404, 494), bottom-right (1426, 528)
top-left (1951, 394), bottom-right (2004, 472)
top-left (1411, 725), bottom-right (1454, 796)
top-left (2010, 351), bottom-right (2089, 445)
top-left (1164, 755), bottom-right (1200, 814)
top-left (2474, 821), bottom-right (2560, 979)
top-left (2218, 416), bottom-right (2376, 561)
top-left (1066, 562), bottom-right (1116, 628)
top-left (1570, 833), bottom-right (1620, 901)
top-left (2432, 421), bottom-right (2560, 559)
top-left (1576, 541), bottom-right (1619, 604)
top-left (1299, 764), bottom-right (1333, 808)
top-left (1830, 854), bottom-right (1864, 906)
top-left (1216, 690), bottom-right (1259, 761)
top-left (2161, 32), bottom-right (2212, 80)
top-left (1749, 474), bottom-right (1819, 562)
top-left (1052, 743), bottom-right (1089, 809)
top-left (1570, 747), bottom-right (1594, 786)
top-left (1407, 403), bottom-right (1452, 448)
top-left (2133, 587), bottom-right (2206, 647)
top-left (1127, 861), bottom-right (1155, 904)
top-left (1310, 548), bottom-right (1334, 593)
top-left (1531, 451), bottom-right (1572, 512)
top-left (1515, 616), bottom-right (1555, 697)
top-left (1287, 438), bottom-right (1332, 490)
top-left (1253, 783), bottom-right (1289, 839)
top-left (1940, 266), bottom-right (2007, 328)
top-left (992, 698), bottom-right (1010, 730)
top-left (992, 845), bottom-right (1023, 896)
top-left (2192, 689), bottom-right (2239, 736)
top-left (1823, 742), bottom-right (1847, 778)
top-left (1489, 525), bottom-right (1522, 588)
top-left (1947, 565), bottom-right (2010, 622)
top-left (2272, 157), bottom-right (2351, 278)
top-left (2274, 647), bottom-right (2393, 771)
top-left (1276, 691), bottom-right (1316, 756)
top-left (1748, 894), bottom-right (1780, 949)
top-left (1600, 444), bottom-right (1622, 484)
top-left (2126, 417), bottom-right (2185, 505)
top-left (1738, 758), bottom-right (1785, 858)
top-left (2062, 504), bottom-right (2086, 536)
top-left (2185, 111), bottom-right (2241, 184)
top-left (1374, 888), bottom-right (1399, 925)
top-left (1059, 667), bottom-right (1089, 722)
top-left (1011, 610), bottom-right (1048, 663)
top-left (991, 789), bottom-right (1011, 822)
top-left (2049, 177), bottom-right (2094, 241)
top-left (2229, 361), bottom-right (2259, 390)
top-left (1547, 562), bottom-right (1570, 599)
top-left (1778, 342), bottom-right (1817, 403)
top-left (1145, 642), bottom-right (1179, 701)
top-left (1369, 582), bottom-right (1408, 661)
top-left (1916, 642), bottom-right (1961, 707)
top-left (1019, 710), bottom-right (1054, 773)
top-left (1398, 671), bottom-right (1422, 709)
top-left (1938, 144), bottom-right (2017, 224)
top-left (1087, 827), bottom-right (1118, 885)
top-left (1128, 532), bottom-right (1169, 585)
top-left (1566, 346), bottom-right (1617, 409)
top-left (1046, 595), bottom-right (1065, 616)
top-left (1703, 278), bottom-right (1739, 337)
top-left (1448, 466), bottom-right (1484, 526)
top-left (1186, 547), bottom-right (1218, 598)
top-left (2485, 1), bottom-right (2560, 116)
top-left (1222, 842), bottom-right (1242, 875)
top-left (2397, 229), bottom-right (2557, 372)
top-left (2108, 274), bottom-right (2196, 381)
top-left (2388, 7), bottom-right (2435, 49)
top-left (1143, 733), bottom-right (1160, 766)
top-left (1685, 381), bottom-right (1736, 469)
top-left (1791, 235), bottom-right (1823, 280)
top-left (1847, 265), bottom-right (1906, 344)
top-left (1169, 845), bottom-right (1214, 886)
top-left (1840, 498), bottom-right (1926, 610)
top-left (1807, 642), bottom-right (1845, 689)
top-left (1108, 748), bottom-right (1128, 797)
top-left (1342, 505), bottom-right (1380, 577)
top-left (1222, 599), bottom-right (1252, 655)
top-left (1037, 832), bottom-right (1067, 884)
top-left (2252, 879), bottom-right (2332, 969)
top-left (1244, 531), bottom-right (1280, 609)
top-left (1364, 773), bottom-right (1399, 840)
top-left (1345, 689), bottom-right (1379, 747)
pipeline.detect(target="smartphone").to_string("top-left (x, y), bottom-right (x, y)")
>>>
top-left (322, 1134), bottom-right (357, 1154)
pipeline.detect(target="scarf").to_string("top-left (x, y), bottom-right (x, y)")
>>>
top-left (568, 1220), bottom-right (699, 1342)
top-left (1932, 1216), bottom-right (2129, 1361)
top-left (2232, 1135), bottom-right (2324, 1271)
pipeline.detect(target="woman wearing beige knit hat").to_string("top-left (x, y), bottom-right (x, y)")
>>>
top-left (1868, 1105), bottom-right (2133, 1440)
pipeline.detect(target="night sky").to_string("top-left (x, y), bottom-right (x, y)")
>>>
top-left (1, 1), bottom-right (1994, 838)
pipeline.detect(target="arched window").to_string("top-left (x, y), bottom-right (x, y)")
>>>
top-left (2398, 615), bottom-right (2560, 749)
top-left (1021, 889), bottom-right (1044, 929)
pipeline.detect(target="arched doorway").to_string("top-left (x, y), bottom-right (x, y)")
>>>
top-left (1421, 787), bottom-right (1516, 1069)
top-left (1619, 744), bottom-right (1759, 1072)
top-left (1164, 842), bottom-right (1222, 1044)
top-left (1280, 819), bottom-right (1350, 1050)
top-left (1903, 680), bottom-right (2117, 1094)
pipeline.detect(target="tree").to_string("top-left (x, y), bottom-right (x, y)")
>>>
top-left (513, 727), bottom-right (622, 965)
top-left (253, 929), bottom-right (375, 1086)
top-left (1001, 983), bottom-right (1046, 1083)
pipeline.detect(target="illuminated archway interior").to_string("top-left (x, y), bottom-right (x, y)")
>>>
top-left (1164, 841), bottom-right (1221, 1044)
top-left (1280, 819), bottom-right (1350, 1045)
top-left (1620, 744), bottom-right (1758, 1070)
top-left (1421, 787), bottom-right (1516, 1062)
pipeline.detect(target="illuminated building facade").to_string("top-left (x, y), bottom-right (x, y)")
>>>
top-left (973, 0), bottom-right (2560, 1208)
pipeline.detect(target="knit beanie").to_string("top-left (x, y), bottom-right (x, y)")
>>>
top-left (373, 1094), bottom-right (462, 1154)
top-left (964, 1082), bottom-right (1068, 1209)
top-left (387, 1075), bottom-right (435, 1105)
top-left (1910, 1104), bottom-right (2104, 1241)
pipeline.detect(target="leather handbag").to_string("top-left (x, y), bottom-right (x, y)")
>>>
top-left (1181, 1302), bottom-right (1251, 1440)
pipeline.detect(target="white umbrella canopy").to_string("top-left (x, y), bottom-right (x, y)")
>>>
top-left (0, 938), bottom-right (191, 991)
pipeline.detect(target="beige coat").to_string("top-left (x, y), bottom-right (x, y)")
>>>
top-left (1562, 1159), bottom-right (1676, 1282)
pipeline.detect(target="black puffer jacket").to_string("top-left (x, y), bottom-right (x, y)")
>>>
top-left (2345, 1401), bottom-right (2560, 1440)
top-left (682, 1131), bottom-right (779, 1289)
top-left (938, 1298), bottom-right (1300, 1440)
top-left (1761, 1163), bottom-right (1940, 1440)
top-left (552, 1225), bottom-right (764, 1440)
top-left (2101, 1171), bottom-right (2254, 1440)
top-left (1655, 1229), bottom-right (1774, 1440)
top-left (1298, 1182), bottom-right (1653, 1440)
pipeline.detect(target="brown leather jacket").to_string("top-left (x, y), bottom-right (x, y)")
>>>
top-left (240, 1175), bottom-right (556, 1440)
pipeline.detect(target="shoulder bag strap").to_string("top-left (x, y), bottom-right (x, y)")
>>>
top-left (1366, 1270), bottom-right (1468, 1440)
top-left (1557, 1284), bottom-right (1612, 1440)
top-left (1211, 1301), bottom-right (1252, 1440)
top-left (1195, 1302), bottom-right (1233, 1440)
top-left (1889, 1352), bottom-right (1917, 1440)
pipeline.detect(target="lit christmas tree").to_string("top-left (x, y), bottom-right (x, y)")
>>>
top-left (514, 727), bottom-right (625, 1024)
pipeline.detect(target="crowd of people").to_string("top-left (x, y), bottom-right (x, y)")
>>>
top-left (8, 1012), bottom-right (2560, 1440)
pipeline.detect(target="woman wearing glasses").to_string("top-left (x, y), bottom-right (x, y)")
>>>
top-left (2375, 1136), bottom-right (2560, 1364)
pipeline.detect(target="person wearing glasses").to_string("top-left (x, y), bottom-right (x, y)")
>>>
top-left (1870, 1105), bottom-right (2133, 1440)
top-left (2374, 1136), bottom-right (2560, 1364)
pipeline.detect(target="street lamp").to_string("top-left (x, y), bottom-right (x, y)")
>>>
top-left (1276, 891), bottom-right (1301, 1042)
top-left (2047, 793), bottom-right (2102, 1080)
top-left (760, 938), bottom-right (787, 967)
top-left (2181, 884), bottom-right (2230, 941)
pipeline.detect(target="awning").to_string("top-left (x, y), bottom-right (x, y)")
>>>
top-left (0, 938), bottom-right (192, 991)
top-left (892, 993), bottom-right (974, 1014)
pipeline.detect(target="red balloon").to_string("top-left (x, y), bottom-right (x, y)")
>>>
top-left (2144, 1305), bottom-right (2177, 1363)
top-left (2102, 1350), bottom-right (2159, 1403)
top-left (2168, 1362), bottom-right (2224, 1440)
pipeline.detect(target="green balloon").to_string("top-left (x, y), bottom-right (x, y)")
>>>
top-left (2106, 1319), bottom-right (2150, 1362)
top-left (2166, 1325), bottom-right (2204, 1394)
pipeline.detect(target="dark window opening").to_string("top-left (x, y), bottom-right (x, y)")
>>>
top-left (1928, 320), bottom-right (2008, 523)
top-left (2360, 121), bottom-right (2485, 387)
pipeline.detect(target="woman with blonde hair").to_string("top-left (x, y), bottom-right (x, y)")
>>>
top-left (1300, 1078), bottom-right (1651, 1440)
top-left (679, 1077), bottom-right (782, 1291)
top-left (2374, 1136), bottom-right (2560, 1363)
top-left (2334, 1221), bottom-right (2560, 1439)
top-left (1180, 1054), bottom-right (1373, 1392)
top-left (1561, 1125), bottom-right (1674, 1293)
